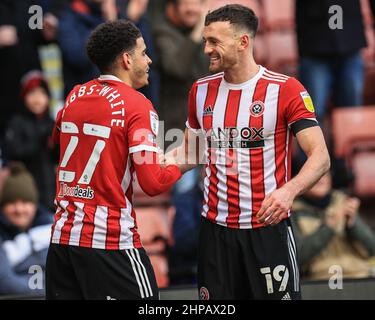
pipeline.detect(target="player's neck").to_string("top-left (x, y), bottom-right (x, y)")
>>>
top-left (108, 70), bottom-right (133, 87)
top-left (223, 57), bottom-right (259, 84)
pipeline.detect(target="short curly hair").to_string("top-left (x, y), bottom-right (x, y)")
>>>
top-left (205, 4), bottom-right (258, 38)
top-left (86, 20), bottom-right (141, 73)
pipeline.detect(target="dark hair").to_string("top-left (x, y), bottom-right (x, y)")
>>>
top-left (86, 20), bottom-right (142, 73)
top-left (205, 4), bottom-right (259, 38)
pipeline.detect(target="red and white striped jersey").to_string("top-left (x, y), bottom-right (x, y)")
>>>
top-left (186, 66), bottom-right (317, 229)
top-left (51, 75), bottom-right (159, 249)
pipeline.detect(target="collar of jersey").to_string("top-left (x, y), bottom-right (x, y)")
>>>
top-left (98, 74), bottom-right (124, 83)
top-left (221, 65), bottom-right (265, 89)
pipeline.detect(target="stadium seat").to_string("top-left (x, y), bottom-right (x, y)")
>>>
top-left (254, 34), bottom-right (268, 65)
top-left (261, 0), bottom-right (295, 31)
top-left (136, 205), bottom-right (175, 288)
top-left (332, 106), bottom-right (375, 196)
top-left (351, 150), bottom-right (375, 197)
top-left (263, 30), bottom-right (298, 75)
top-left (332, 106), bottom-right (375, 158)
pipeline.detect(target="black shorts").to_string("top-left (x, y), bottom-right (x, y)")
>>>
top-left (46, 244), bottom-right (158, 300)
top-left (197, 217), bottom-right (301, 300)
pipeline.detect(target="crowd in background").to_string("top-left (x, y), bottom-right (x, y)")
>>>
top-left (0, 0), bottom-right (375, 296)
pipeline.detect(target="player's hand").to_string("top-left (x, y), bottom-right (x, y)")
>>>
top-left (344, 196), bottom-right (360, 227)
top-left (158, 148), bottom-right (166, 167)
top-left (256, 186), bottom-right (296, 226)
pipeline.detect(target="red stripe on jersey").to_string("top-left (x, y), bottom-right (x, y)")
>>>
top-left (105, 208), bottom-right (121, 250)
top-left (59, 202), bottom-right (77, 245)
top-left (249, 80), bottom-right (267, 227)
top-left (204, 81), bottom-right (221, 222)
top-left (224, 89), bottom-right (242, 228)
top-left (50, 204), bottom-right (64, 241)
top-left (130, 208), bottom-right (142, 248)
top-left (79, 204), bottom-right (96, 247)
top-left (274, 89), bottom-right (287, 188)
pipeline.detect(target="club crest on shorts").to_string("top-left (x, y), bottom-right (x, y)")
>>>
top-left (250, 101), bottom-right (265, 117)
top-left (199, 287), bottom-right (210, 300)
top-left (149, 111), bottom-right (159, 136)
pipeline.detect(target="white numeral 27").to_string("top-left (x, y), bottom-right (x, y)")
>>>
top-left (59, 121), bottom-right (111, 184)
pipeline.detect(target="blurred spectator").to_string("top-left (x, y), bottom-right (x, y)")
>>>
top-left (5, 71), bottom-right (58, 211)
top-left (148, 0), bottom-right (168, 27)
top-left (152, 0), bottom-right (209, 285)
top-left (47, 0), bottom-right (72, 17)
top-left (291, 171), bottom-right (375, 280)
top-left (153, 0), bottom-right (209, 135)
top-left (57, 0), bottom-right (117, 97)
top-left (0, 163), bottom-right (53, 296)
top-left (296, 0), bottom-right (375, 123)
top-left (122, 0), bottom-right (160, 105)
top-left (0, 0), bottom-right (55, 142)
top-left (169, 169), bottom-right (202, 285)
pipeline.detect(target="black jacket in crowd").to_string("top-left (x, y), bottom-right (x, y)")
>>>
top-left (0, 0), bottom-right (49, 139)
top-left (296, 0), bottom-right (375, 57)
top-left (4, 109), bottom-right (58, 210)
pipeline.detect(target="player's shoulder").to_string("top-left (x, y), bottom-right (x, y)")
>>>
top-left (261, 68), bottom-right (306, 92)
top-left (260, 68), bottom-right (293, 85)
top-left (194, 72), bottom-right (224, 87)
top-left (126, 88), bottom-right (154, 111)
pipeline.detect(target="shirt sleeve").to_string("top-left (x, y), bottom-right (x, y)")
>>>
top-left (185, 83), bottom-right (201, 133)
top-left (127, 97), bottom-right (159, 154)
top-left (281, 77), bottom-right (318, 127)
top-left (52, 108), bottom-right (63, 145)
top-left (132, 153), bottom-right (182, 196)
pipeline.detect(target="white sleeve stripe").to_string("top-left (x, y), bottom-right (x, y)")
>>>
top-left (129, 145), bottom-right (158, 154)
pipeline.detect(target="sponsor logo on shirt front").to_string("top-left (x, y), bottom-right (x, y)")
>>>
top-left (58, 183), bottom-right (95, 200)
top-left (208, 126), bottom-right (265, 149)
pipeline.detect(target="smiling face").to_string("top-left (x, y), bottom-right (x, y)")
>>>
top-left (203, 21), bottom-right (246, 73)
top-left (128, 37), bottom-right (152, 89)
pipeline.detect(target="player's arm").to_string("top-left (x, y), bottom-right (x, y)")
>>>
top-left (127, 98), bottom-right (183, 196)
top-left (257, 125), bottom-right (330, 225)
top-left (257, 77), bottom-right (330, 225)
top-left (132, 150), bottom-right (182, 197)
top-left (162, 82), bottom-right (205, 173)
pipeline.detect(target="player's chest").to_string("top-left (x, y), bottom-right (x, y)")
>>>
top-left (197, 86), bottom-right (285, 148)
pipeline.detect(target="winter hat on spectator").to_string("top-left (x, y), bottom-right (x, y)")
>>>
top-left (20, 70), bottom-right (50, 99)
top-left (0, 162), bottom-right (39, 206)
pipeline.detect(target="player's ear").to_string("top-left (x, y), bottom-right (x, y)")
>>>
top-left (238, 34), bottom-right (250, 51)
top-left (121, 52), bottom-right (132, 70)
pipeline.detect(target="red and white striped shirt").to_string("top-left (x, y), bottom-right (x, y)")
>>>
top-left (51, 75), bottom-right (159, 249)
top-left (186, 66), bottom-right (317, 229)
